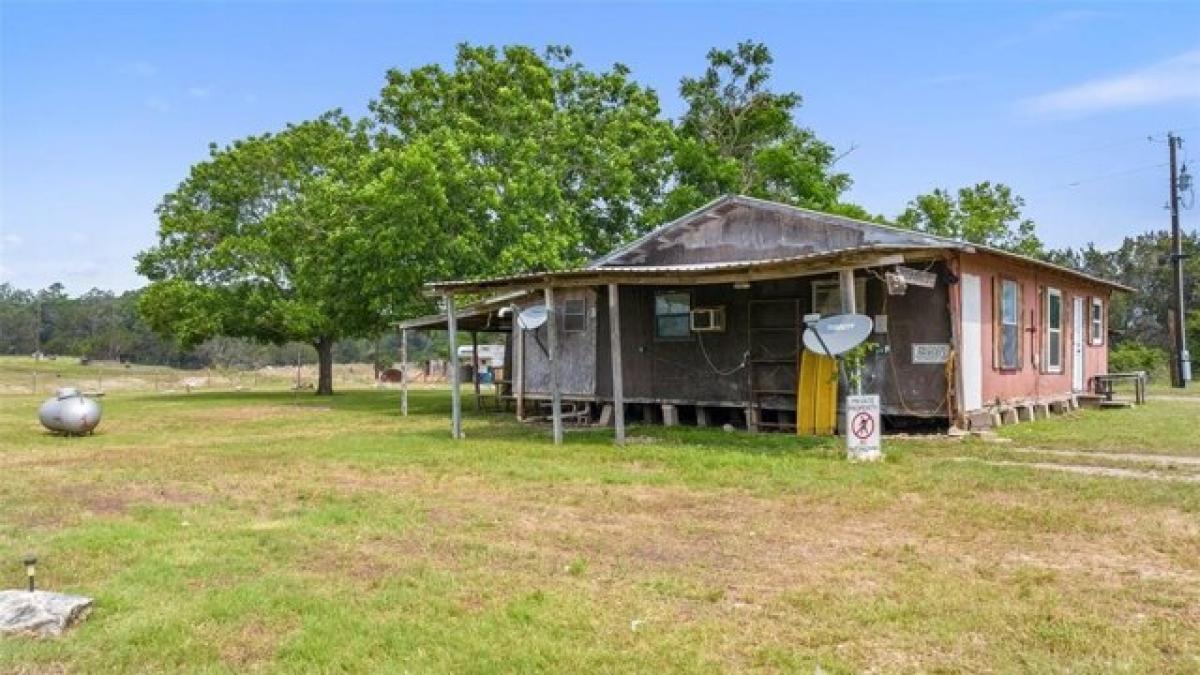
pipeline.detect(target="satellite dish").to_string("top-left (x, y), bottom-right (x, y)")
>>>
top-left (803, 314), bottom-right (874, 357)
top-left (517, 305), bottom-right (548, 330)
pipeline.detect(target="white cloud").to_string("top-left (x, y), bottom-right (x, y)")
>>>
top-left (1023, 49), bottom-right (1200, 116)
top-left (187, 85), bottom-right (213, 99)
top-left (144, 95), bottom-right (171, 113)
top-left (1, 233), bottom-right (22, 248)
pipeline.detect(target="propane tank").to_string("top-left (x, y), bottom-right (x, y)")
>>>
top-left (38, 387), bottom-right (102, 435)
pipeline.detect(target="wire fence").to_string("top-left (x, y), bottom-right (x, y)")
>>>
top-left (0, 357), bottom-right (454, 397)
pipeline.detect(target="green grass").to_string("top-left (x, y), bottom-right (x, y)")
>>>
top-left (0, 385), bottom-right (1197, 673)
top-left (995, 400), bottom-right (1200, 456)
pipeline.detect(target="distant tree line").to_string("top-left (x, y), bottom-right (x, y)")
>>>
top-left (0, 282), bottom-right (451, 369)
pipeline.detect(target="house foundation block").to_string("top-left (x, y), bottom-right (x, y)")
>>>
top-left (597, 404), bottom-right (613, 427)
top-left (1015, 403), bottom-right (1034, 422)
top-left (661, 404), bottom-right (679, 427)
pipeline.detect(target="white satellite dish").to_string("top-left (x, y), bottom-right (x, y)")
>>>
top-left (803, 314), bottom-right (874, 357)
top-left (517, 305), bottom-right (548, 330)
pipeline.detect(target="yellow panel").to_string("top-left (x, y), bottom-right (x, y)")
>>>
top-left (797, 350), bottom-right (838, 436)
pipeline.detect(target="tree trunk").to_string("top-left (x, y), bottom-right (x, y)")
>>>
top-left (315, 337), bottom-right (334, 396)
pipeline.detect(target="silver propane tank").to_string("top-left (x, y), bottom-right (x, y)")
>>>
top-left (38, 387), bottom-right (103, 435)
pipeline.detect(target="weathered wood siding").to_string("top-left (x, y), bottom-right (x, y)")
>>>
top-left (515, 288), bottom-right (597, 397)
top-left (603, 200), bottom-right (940, 266)
top-left (591, 265), bottom-right (955, 417)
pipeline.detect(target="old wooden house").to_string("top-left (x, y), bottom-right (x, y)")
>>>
top-left (402, 195), bottom-right (1129, 442)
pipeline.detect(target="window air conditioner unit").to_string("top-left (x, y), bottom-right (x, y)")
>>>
top-left (690, 306), bottom-right (726, 332)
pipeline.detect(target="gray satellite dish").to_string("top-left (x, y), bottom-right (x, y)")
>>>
top-left (803, 314), bottom-right (874, 357)
top-left (517, 305), bottom-right (548, 330)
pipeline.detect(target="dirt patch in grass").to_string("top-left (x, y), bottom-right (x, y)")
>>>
top-left (53, 482), bottom-right (209, 520)
top-left (217, 618), bottom-right (296, 670)
top-left (955, 457), bottom-right (1200, 483)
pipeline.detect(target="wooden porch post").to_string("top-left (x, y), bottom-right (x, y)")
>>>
top-left (607, 283), bottom-right (625, 446)
top-left (445, 293), bottom-right (463, 439)
top-left (471, 331), bottom-right (482, 411)
top-left (514, 316), bottom-right (525, 420)
top-left (838, 268), bottom-right (857, 314)
top-left (400, 328), bottom-right (409, 417)
top-left (545, 286), bottom-right (564, 445)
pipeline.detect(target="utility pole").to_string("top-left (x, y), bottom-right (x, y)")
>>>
top-left (1168, 132), bottom-right (1191, 387)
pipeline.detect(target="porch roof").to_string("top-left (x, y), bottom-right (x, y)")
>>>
top-left (424, 244), bottom-right (949, 295)
top-left (393, 291), bottom-right (528, 332)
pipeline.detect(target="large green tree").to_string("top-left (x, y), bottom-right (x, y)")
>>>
top-left (896, 182), bottom-right (1044, 257)
top-left (136, 112), bottom-right (391, 394)
top-left (369, 44), bottom-right (676, 272)
top-left (656, 41), bottom-right (865, 221)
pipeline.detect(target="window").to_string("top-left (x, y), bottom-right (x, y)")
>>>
top-left (690, 306), bottom-right (726, 332)
top-left (654, 291), bottom-right (691, 339)
top-left (811, 278), bottom-right (867, 316)
top-left (562, 298), bottom-right (586, 333)
top-left (1044, 287), bottom-right (1063, 372)
top-left (997, 278), bottom-right (1021, 370)
top-left (1090, 298), bottom-right (1104, 345)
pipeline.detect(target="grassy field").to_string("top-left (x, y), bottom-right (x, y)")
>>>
top-left (0, 370), bottom-right (1198, 672)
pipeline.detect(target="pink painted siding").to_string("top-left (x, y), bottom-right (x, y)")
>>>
top-left (957, 252), bottom-right (1111, 407)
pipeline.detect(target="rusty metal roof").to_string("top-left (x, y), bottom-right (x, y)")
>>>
top-left (425, 244), bottom-right (945, 293)
top-left (423, 195), bottom-right (1134, 294)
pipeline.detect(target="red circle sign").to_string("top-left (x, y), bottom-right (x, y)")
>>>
top-left (851, 412), bottom-right (875, 440)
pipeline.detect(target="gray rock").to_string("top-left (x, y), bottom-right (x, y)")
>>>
top-left (0, 590), bottom-right (92, 638)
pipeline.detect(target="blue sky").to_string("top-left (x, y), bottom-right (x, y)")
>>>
top-left (2, 1), bottom-right (1198, 293)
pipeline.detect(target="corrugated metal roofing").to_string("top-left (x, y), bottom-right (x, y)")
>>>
top-left (425, 244), bottom-right (941, 291)
top-left (424, 195), bottom-right (1134, 293)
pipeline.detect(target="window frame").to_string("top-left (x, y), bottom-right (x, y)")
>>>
top-left (562, 297), bottom-right (586, 334)
top-left (995, 277), bottom-right (1022, 371)
top-left (1043, 287), bottom-right (1064, 373)
top-left (653, 290), bottom-right (692, 340)
top-left (810, 278), bottom-right (867, 316)
top-left (1089, 297), bottom-right (1104, 346)
top-left (689, 306), bottom-right (727, 333)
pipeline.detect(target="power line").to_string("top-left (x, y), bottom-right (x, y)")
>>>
top-left (1026, 162), bottom-right (1168, 194)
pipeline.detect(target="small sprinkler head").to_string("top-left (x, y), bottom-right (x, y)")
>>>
top-left (23, 555), bottom-right (37, 592)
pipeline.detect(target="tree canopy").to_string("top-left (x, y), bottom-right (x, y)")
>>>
top-left (656, 40), bottom-right (867, 222)
top-left (136, 112), bottom-right (383, 393)
top-left (370, 44), bottom-right (676, 272)
top-left (895, 182), bottom-right (1044, 257)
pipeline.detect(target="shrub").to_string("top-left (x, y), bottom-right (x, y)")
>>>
top-left (1108, 341), bottom-right (1168, 380)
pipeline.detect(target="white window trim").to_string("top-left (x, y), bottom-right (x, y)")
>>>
top-left (811, 278), bottom-right (867, 315)
top-left (1044, 287), bottom-right (1063, 373)
top-left (999, 278), bottom-right (1020, 370)
top-left (1090, 297), bottom-right (1104, 346)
